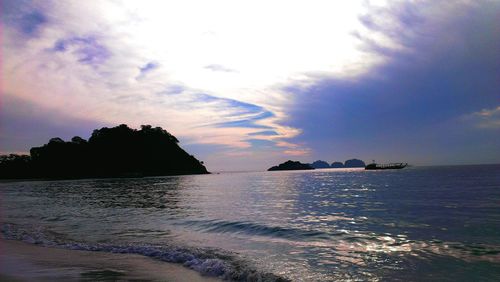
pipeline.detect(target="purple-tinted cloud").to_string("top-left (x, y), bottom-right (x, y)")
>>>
top-left (248, 131), bottom-right (279, 136)
top-left (2, 0), bottom-right (49, 37)
top-left (173, 93), bottom-right (278, 135)
top-left (163, 85), bottom-right (185, 95)
top-left (3, 0), bottom-right (498, 170)
top-left (136, 62), bottom-right (159, 79)
top-left (139, 62), bottom-right (159, 73)
top-left (52, 36), bottom-right (111, 65)
top-left (283, 1), bottom-right (500, 165)
top-left (19, 11), bottom-right (46, 35)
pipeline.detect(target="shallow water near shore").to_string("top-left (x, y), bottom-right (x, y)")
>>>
top-left (0, 238), bottom-right (218, 282)
top-left (1, 165), bottom-right (500, 281)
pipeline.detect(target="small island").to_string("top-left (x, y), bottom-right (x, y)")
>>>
top-left (309, 160), bottom-right (330, 169)
top-left (268, 160), bottom-right (314, 171)
top-left (268, 159), bottom-right (368, 171)
top-left (0, 124), bottom-right (209, 179)
top-left (330, 161), bottom-right (344, 168)
top-left (344, 159), bottom-right (366, 168)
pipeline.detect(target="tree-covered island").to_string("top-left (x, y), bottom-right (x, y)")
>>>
top-left (0, 124), bottom-right (209, 179)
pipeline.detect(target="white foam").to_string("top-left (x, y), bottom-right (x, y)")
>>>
top-left (1, 223), bottom-right (288, 281)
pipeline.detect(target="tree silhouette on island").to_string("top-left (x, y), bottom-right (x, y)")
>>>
top-left (268, 160), bottom-right (314, 171)
top-left (0, 124), bottom-right (208, 179)
top-left (1, 125), bottom-right (371, 178)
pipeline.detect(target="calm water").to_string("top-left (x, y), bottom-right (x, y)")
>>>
top-left (1, 165), bottom-right (500, 281)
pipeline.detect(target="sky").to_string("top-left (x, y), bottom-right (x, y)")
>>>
top-left (1, 0), bottom-right (499, 171)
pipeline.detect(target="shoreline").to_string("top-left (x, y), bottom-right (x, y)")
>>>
top-left (0, 238), bottom-right (219, 281)
top-left (0, 171), bottom-right (211, 183)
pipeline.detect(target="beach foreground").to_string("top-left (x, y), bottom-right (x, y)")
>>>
top-left (0, 238), bottom-right (219, 281)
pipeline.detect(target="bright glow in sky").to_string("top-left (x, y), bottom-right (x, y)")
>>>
top-left (3, 1), bottom-right (382, 146)
top-left (2, 0), bottom-right (499, 170)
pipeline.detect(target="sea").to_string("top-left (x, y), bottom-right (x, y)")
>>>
top-left (1, 165), bottom-right (500, 281)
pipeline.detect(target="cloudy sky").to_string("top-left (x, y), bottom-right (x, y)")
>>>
top-left (1, 0), bottom-right (499, 171)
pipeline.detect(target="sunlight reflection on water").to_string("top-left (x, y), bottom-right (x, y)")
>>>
top-left (1, 165), bottom-right (500, 281)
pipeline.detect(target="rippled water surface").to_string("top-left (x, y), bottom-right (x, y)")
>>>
top-left (2, 165), bottom-right (500, 281)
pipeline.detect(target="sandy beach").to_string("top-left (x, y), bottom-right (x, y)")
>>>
top-left (0, 238), bottom-right (219, 281)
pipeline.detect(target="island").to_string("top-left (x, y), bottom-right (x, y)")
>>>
top-left (0, 124), bottom-right (209, 179)
top-left (267, 159), bottom-right (367, 171)
top-left (310, 160), bottom-right (331, 169)
top-left (330, 161), bottom-right (344, 168)
top-left (268, 160), bottom-right (314, 171)
top-left (344, 159), bottom-right (366, 168)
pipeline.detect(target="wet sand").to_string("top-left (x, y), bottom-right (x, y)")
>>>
top-left (0, 238), bottom-right (220, 281)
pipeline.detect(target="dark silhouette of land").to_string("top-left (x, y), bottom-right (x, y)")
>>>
top-left (344, 159), bottom-right (366, 168)
top-left (309, 160), bottom-right (330, 169)
top-left (268, 160), bottom-right (314, 171)
top-left (330, 161), bottom-right (344, 168)
top-left (305, 159), bottom-right (366, 169)
top-left (0, 124), bottom-right (208, 179)
top-left (268, 159), bottom-right (367, 171)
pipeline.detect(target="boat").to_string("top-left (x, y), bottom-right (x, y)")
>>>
top-left (365, 161), bottom-right (407, 170)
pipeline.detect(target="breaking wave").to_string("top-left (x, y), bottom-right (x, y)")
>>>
top-left (1, 223), bottom-right (289, 281)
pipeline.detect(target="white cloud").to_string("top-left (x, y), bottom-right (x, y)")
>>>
top-left (4, 0), bottom-right (479, 157)
top-left (3, 0), bottom-right (384, 151)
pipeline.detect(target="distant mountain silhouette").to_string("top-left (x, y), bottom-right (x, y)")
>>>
top-left (268, 160), bottom-right (314, 171)
top-left (310, 160), bottom-right (330, 169)
top-left (0, 124), bottom-right (208, 179)
top-left (344, 159), bottom-right (366, 168)
top-left (268, 159), bottom-right (366, 171)
top-left (330, 161), bottom-right (344, 168)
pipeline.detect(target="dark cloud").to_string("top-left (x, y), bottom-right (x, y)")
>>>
top-left (284, 1), bottom-right (500, 165)
top-left (2, 0), bottom-right (49, 37)
top-left (19, 10), bottom-right (46, 35)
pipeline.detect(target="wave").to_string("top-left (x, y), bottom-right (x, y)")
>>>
top-left (1, 223), bottom-right (290, 281)
top-left (179, 219), bottom-right (343, 240)
top-left (180, 219), bottom-right (500, 265)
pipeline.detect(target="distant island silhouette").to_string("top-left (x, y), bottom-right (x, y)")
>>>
top-left (344, 159), bottom-right (366, 168)
top-left (309, 160), bottom-right (330, 169)
top-left (0, 124), bottom-right (208, 179)
top-left (269, 159), bottom-right (366, 171)
top-left (315, 159), bottom-right (366, 168)
top-left (330, 161), bottom-right (344, 168)
top-left (268, 160), bottom-right (314, 171)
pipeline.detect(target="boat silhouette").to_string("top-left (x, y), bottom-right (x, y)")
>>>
top-left (365, 161), bottom-right (407, 170)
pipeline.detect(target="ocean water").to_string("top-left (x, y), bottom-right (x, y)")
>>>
top-left (1, 165), bottom-right (500, 281)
